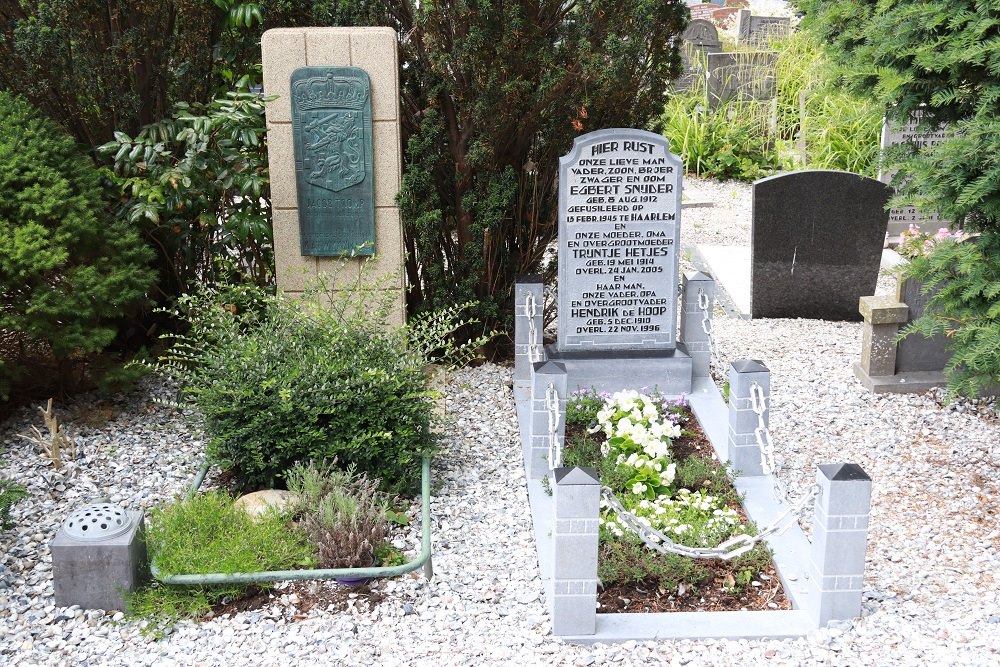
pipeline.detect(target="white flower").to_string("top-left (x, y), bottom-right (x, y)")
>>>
top-left (631, 482), bottom-right (647, 495)
top-left (659, 462), bottom-right (676, 485)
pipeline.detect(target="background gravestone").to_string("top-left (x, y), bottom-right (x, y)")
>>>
top-left (879, 112), bottom-right (953, 240)
top-left (705, 51), bottom-right (776, 109)
top-left (557, 129), bottom-right (682, 352)
top-left (751, 171), bottom-right (891, 321)
top-left (676, 20), bottom-right (722, 92)
top-left (737, 10), bottom-right (791, 46)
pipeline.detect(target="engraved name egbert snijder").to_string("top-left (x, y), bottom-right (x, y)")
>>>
top-left (291, 67), bottom-right (375, 256)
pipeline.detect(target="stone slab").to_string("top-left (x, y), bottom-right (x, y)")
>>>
top-left (695, 245), bottom-right (752, 317)
top-left (852, 362), bottom-right (947, 394)
top-left (545, 345), bottom-right (693, 395)
top-left (557, 129), bottom-right (682, 353)
top-left (751, 171), bottom-right (891, 321)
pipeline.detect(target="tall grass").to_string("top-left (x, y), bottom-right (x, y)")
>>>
top-left (663, 29), bottom-right (881, 180)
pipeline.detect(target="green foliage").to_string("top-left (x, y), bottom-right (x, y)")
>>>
top-left (133, 489), bottom-right (314, 629)
top-left (0, 1), bottom-right (226, 147)
top-left (285, 461), bottom-right (391, 568)
top-left (661, 91), bottom-right (786, 181)
top-left (598, 534), bottom-right (703, 589)
top-left (146, 270), bottom-right (484, 492)
top-left (899, 233), bottom-right (1000, 398)
top-left (664, 29), bottom-right (881, 181)
top-left (793, 0), bottom-right (1000, 233)
top-left (0, 479), bottom-right (28, 530)
top-left (147, 490), bottom-right (315, 575)
top-left (395, 0), bottom-right (689, 349)
top-left (0, 92), bottom-right (155, 399)
top-left (100, 91), bottom-right (273, 300)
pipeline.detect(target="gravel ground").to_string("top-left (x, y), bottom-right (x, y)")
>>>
top-left (2, 175), bottom-right (1000, 665)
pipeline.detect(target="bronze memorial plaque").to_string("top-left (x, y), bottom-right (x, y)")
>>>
top-left (291, 66), bottom-right (375, 256)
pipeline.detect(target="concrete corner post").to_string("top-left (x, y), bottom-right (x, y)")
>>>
top-left (529, 361), bottom-right (567, 479)
top-left (551, 467), bottom-right (600, 636)
top-left (727, 359), bottom-right (768, 476)
top-left (807, 463), bottom-right (872, 627)
top-left (514, 275), bottom-right (545, 389)
top-left (679, 271), bottom-right (716, 377)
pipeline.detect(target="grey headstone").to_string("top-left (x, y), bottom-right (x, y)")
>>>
top-left (556, 129), bottom-right (682, 352)
top-left (750, 171), bottom-right (891, 321)
top-left (878, 111), bottom-right (953, 239)
top-left (291, 66), bottom-right (375, 256)
top-left (705, 51), bottom-right (776, 109)
top-left (737, 10), bottom-right (792, 47)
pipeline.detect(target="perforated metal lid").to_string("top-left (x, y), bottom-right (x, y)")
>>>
top-left (62, 504), bottom-right (133, 541)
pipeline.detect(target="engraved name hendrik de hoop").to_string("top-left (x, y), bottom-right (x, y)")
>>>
top-left (566, 139), bottom-right (676, 336)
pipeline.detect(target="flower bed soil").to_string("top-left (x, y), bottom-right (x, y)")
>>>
top-left (565, 414), bottom-right (792, 614)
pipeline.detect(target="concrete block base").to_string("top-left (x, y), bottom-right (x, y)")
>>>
top-left (51, 511), bottom-right (147, 611)
top-left (544, 345), bottom-right (693, 395)
top-left (852, 361), bottom-right (947, 394)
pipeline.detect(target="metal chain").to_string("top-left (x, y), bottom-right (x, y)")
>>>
top-left (698, 289), bottom-right (724, 372)
top-left (545, 383), bottom-right (561, 470)
top-left (750, 381), bottom-right (788, 503)
top-left (524, 291), bottom-right (542, 363)
top-left (600, 484), bottom-right (819, 561)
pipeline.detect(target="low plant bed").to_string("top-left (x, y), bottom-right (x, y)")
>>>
top-left (130, 461), bottom-right (416, 634)
top-left (563, 389), bottom-right (791, 614)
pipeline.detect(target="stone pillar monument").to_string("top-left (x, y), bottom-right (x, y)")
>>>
top-left (262, 28), bottom-right (405, 325)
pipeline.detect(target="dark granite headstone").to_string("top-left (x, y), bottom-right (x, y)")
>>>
top-left (705, 51), bottom-right (776, 108)
top-left (291, 66), bottom-right (375, 256)
top-left (895, 276), bottom-right (950, 372)
top-left (737, 10), bottom-right (791, 46)
top-left (879, 111), bottom-right (953, 239)
top-left (557, 129), bottom-right (682, 352)
top-left (751, 171), bottom-right (891, 321)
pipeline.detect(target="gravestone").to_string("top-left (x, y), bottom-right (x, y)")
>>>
top-left (291, 67), bottom-right (375, 256)
top-left (705, 51), bottom-right (776, 108)
top-left (551, 129), bottom-right (691, 393)
top-left (676, 20), bottom-right (722, 91)
top-left (751, 171), bottom-right (891, 321)
top-left (879, 112), bottom-right (953, 240)
top-left (737, 10), bottom-right (791, 46)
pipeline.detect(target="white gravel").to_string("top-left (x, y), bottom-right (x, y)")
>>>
top-left (2, 175), bottom-right (1000, 665)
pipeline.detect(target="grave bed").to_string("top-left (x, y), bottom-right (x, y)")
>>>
top-left (515, 377), bottom-right (816, 642)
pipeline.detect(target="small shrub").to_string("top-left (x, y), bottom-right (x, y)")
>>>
top-left (0, 91), bottom-right (155, 399)
top-left (0, 479), bottom-right (28, 530)
top-left (661, 91), bottom-right (787, 181)
top-left (148, 270), bottom-right (487, 493)
top-left (285, 461), bottom-right (392, 569)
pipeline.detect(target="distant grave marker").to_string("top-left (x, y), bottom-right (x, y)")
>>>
top-left (737, 10), bottom-right (791, 46)
top-left (676, 20), bottom-right (722, 91)
top-left (879, 112), bottom-right (953, 240)
top-left (705, 51), bottom-right (776, 108)
top-left (751, 170), bottom-right (891, 321)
